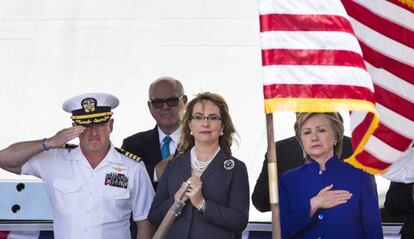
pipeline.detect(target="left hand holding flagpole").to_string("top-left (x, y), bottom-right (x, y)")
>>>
top-left (152, 181), bottom-right (191, 239)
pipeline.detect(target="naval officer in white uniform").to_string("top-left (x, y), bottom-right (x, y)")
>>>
top-left (0, 92), bottom-right (155, 239)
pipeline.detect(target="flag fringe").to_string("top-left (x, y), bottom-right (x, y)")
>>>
top-left (345, 157), bottom-right (387, 175)
top-left (345, 111), bottom-right (384, 174)
top-left (399, 0), bottom-right (414, 9)
top-left (264, 98), bottom-right (376, 114)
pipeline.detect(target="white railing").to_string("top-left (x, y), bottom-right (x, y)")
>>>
top-left (0, 221), bottom-right (402, 239)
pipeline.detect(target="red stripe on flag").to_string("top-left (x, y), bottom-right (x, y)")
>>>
top-left (342, 0), bottom-right (414, 48)
top-left (260, 14), bottom-right (354, 33)
top-left (351, 112), bottom-right (374, 152)
top-left (374, 122), bottom-right (413, 151)
top-left (262, 49), bottom-right (366, 69)
top-left (263, 84), bottom-right (374, 100)
top-left (387, 0), bottom-right (414, 13)
top-left (360, 42), bottom-right (414, 85)
top-left (374, 84), bottom-right (414, 121)
top-left (0, 231), bottom-right (10, 239)
top-left (355, 151), bottom-right (391, 170)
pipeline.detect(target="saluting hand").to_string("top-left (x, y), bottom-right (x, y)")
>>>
top-left (310, 184), bottom-right (352, 217)
top-left (46, 126), bottom-right (85, 148)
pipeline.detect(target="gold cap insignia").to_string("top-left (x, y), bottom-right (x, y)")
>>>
top-left (81, 98), bottom-right (97, 113)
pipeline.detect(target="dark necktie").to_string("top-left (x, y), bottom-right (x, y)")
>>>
top-left (161, 136), bottom-right (172, 159)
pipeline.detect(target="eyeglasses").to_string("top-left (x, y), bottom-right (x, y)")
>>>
top-left (149, 96), bottom-right (183, 109)
top-left (191, 114), bottom-right (222, 122)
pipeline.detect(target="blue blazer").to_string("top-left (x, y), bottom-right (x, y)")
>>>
top-left (279, 156), bottom-right (383, 239)
top-left (148, 150), bottom-right (249, 239)
top-left (252, 136), bottom-right (353, 212)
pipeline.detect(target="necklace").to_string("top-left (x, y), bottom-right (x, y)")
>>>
top-left (190, 147), bottom-right (219, 173)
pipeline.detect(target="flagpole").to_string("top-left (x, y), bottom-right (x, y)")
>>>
top-left (266, 114), bottom-right (281, 239)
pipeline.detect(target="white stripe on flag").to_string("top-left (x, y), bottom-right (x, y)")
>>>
top-left (366, 63), bottom-right (414, 102)
top-left (353, 0), bottom-right (414, 30)
top-left (376, 104), bottom-right (414, 138)
top-left (260, 31), bottom-right (362, 53)
top-left (262, 65), bottom-right (374, 90)
top-left (364, 135), bottom-right (405, 163)
top-left (259, 0), bottom-right (347, 15)
top-left (349, 18), bottom-right (414, 65)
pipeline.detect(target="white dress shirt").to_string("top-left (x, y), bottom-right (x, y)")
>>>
top-left (153, 127), bottom-right (180, 182)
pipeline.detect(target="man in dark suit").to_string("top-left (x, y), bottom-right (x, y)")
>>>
top-left (252, 135), bottom-right (353, 212)
top-left (122, 77), bottom-right (187, 238)
top-left (122, 76), bottom-right (187, 189)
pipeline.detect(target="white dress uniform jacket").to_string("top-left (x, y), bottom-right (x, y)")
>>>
top-left (21, 145), bottom-right (155, 239)
top-left (383, 147), bottom-right (414, 183)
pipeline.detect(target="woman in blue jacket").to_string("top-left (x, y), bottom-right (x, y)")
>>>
top-left (279, 112), bottom-right (383, 239)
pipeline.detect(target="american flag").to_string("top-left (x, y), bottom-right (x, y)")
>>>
top-left (259, 0), bottom-right (414, 174)
top-left (342, 0), bottom-right (414, 173)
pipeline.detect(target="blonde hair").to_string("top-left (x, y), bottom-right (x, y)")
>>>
top-left (178, 92), bottom-right (237, 156)
top-left (294, 112), bottom-right (345, 156)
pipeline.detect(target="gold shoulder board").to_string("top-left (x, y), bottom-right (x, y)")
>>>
top-left (115, 147), bottom-right (142, 162)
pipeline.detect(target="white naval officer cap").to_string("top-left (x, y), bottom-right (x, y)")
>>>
top-left (62, 93), bottom-right (119, 126)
